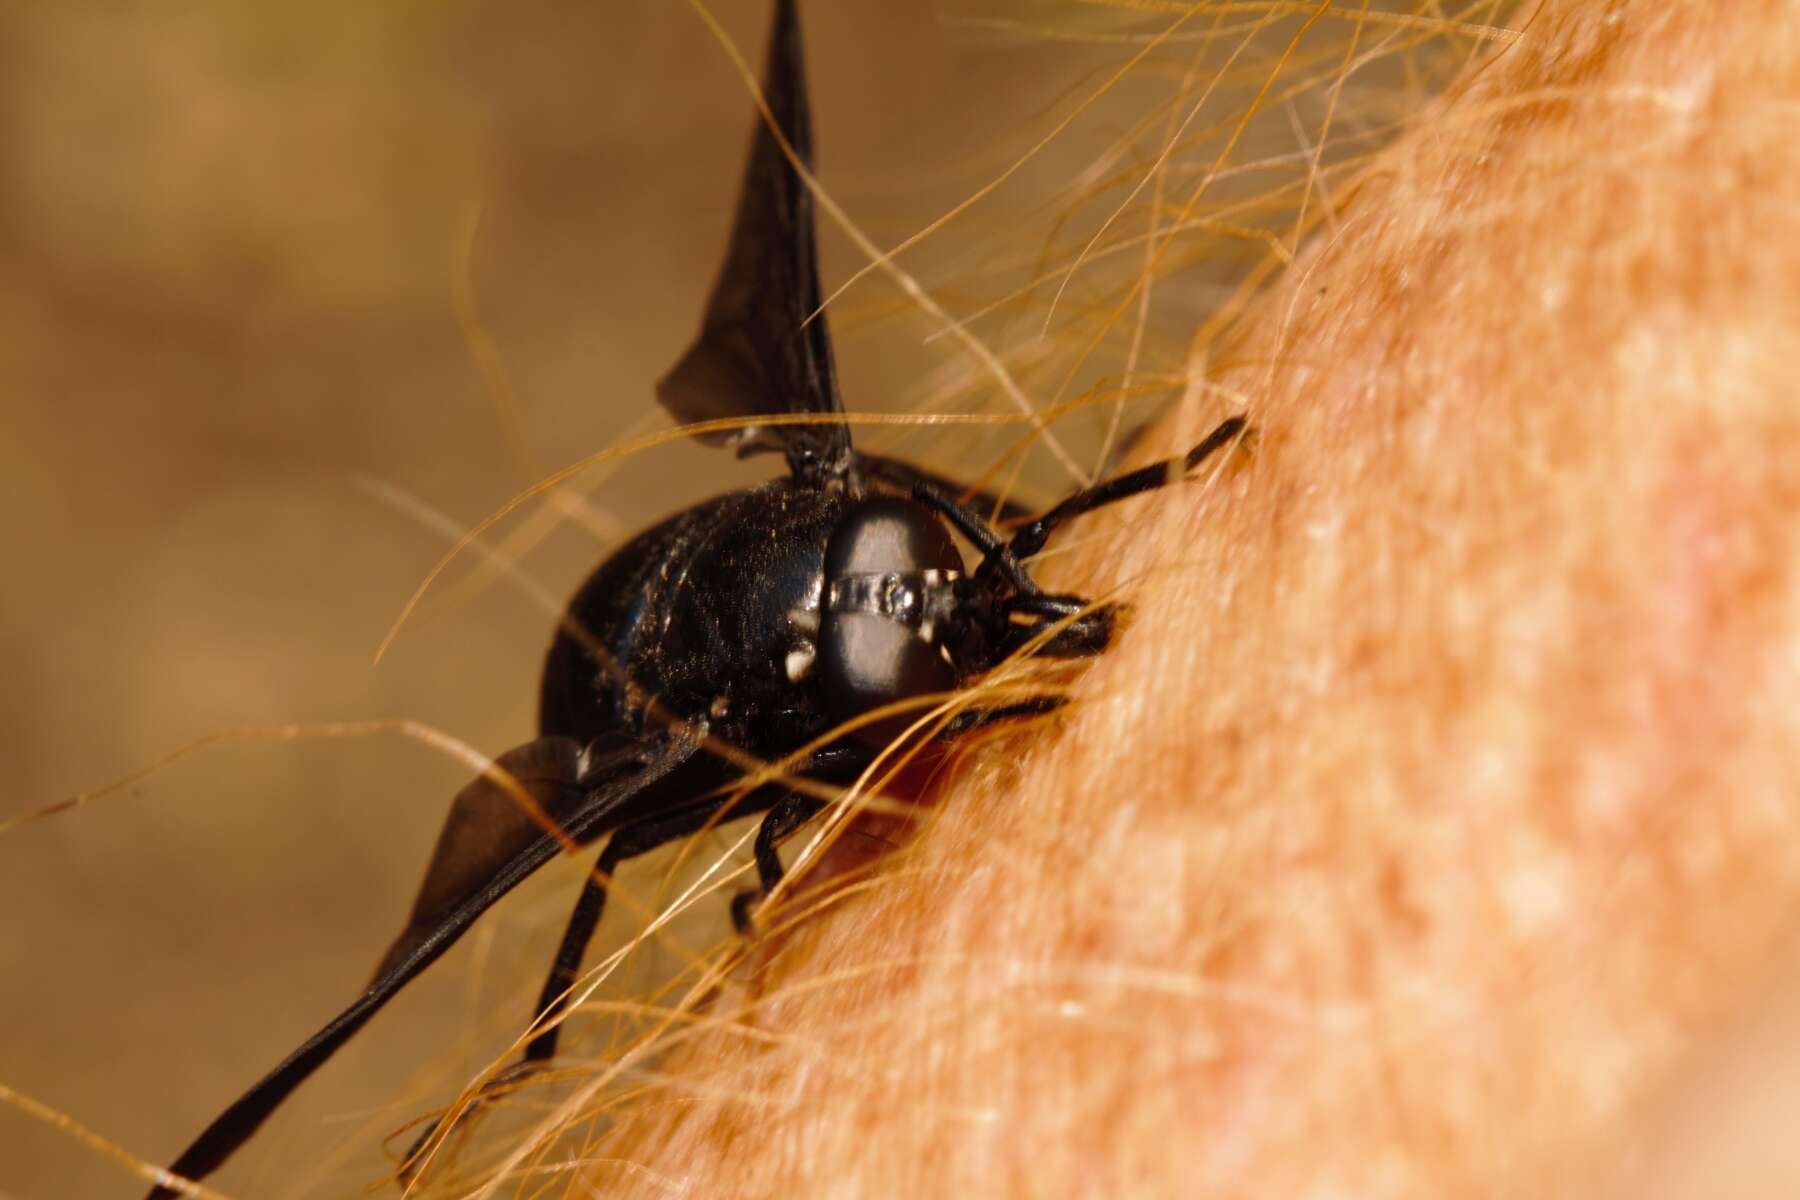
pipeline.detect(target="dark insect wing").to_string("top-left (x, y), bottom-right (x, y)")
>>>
top-left (142, 728), bottom-right (703, 1200)
top-left (655, 0), bottom-right (854, 487)
top-left (369, 734), bottom-right (656, 982)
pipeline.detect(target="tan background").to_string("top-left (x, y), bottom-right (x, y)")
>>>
top-left (0, 3), bottom-right (1245, 1195)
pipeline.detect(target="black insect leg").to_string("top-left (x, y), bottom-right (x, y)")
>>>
top-left (731, 793), bottom-right (829, 934)
top-left (938, 697), bottom-right (1068, 735)
top-left (520, 883), bottom-right (600, 1065)
top-left (903, 480), bottom-right (1115, 651)
top-left (755, 795), bottom-right (825, 892)
top-left (729, 890), bottom-right (759, 936)
top-left (907, 417), bottom-right (1245, 595)
top-left (725, 740), bottom-right (878, 934)
top-left (523, 799), bottom-right (775, 1063)
top-left (400, 797), bottom-right (776, 1183)
top-left (1001, 415), bottom-right (1248, 564)
top-left (994, 595), bottom-right (1116, 661)
top-left (727, 702), bottom-right (1076, 935)
top-left (906, 483), bottom-right (1120, 667)
top-left (910, 418), bottom-right (1245, 669)
top-left (907, 476), bottom-right (1039, 595)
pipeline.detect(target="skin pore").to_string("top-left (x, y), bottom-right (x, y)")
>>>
top-left (539, 2), bottom-right (1800, 1196)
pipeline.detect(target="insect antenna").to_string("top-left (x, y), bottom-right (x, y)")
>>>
top-left (990, 414), bottom-right (1249, 584)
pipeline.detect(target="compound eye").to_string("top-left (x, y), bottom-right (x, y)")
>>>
top-left (818, 498), bottom-right (963, 743)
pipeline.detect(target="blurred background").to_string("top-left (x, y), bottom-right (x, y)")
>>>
top-left (0, 2), bottom-right (1472, 1194)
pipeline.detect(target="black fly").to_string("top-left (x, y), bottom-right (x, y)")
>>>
top-left (145, 2), bottom-right (1246, 1195)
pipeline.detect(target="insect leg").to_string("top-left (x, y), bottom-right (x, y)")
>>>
top-left (938, 697), bottom-right (1068, 735)
top-left (753, 794), bottom-right (827, 892)
top-left (729, 742), bottom-right (877, 934)
top-left (523, 799), bottom-right (771, 1064)
top-left (730, 793), bottom-right (830, 934)
top-left (1002, 415), bottom-right (1248, 562)
top-left (145, 729), bottom-right (704, 1200)
top-left (992, 593), bottom-right (1116, 661)
top-left (522, 876), bottom-right (606, 1063)
top-left (910, 419), bottom-right (1245, 662)
top-left (906, 476), bottom-right (1039, 594)
top-left (401, 795), bottom-right (778, 1184)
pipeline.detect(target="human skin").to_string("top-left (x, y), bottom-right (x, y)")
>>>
top-left (540, 2), bottom-right (1800, 1196)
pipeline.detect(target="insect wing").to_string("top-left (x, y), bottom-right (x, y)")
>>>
top-left (372, 735), bottom-right (634, 980)
top-left (655, 0), bottom-right (852, 485)
top-left (145, 729), bottom-right (702, 1200)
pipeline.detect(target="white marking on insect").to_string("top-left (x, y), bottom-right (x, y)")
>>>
top-left (785, 643), bottom-right (816, 682)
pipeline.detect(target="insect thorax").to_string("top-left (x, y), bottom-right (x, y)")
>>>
top-left (539, 480), bottom-right (848, 748)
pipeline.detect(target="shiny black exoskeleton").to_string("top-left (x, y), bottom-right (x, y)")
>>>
top-left (144, 3), bottom-right (1246, 1195)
